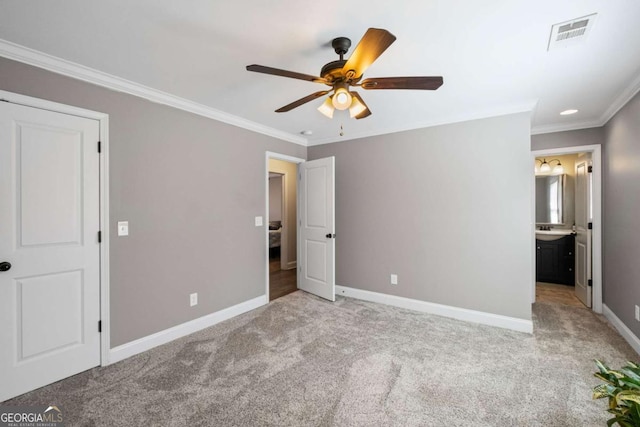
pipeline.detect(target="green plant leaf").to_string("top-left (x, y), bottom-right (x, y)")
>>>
top-left (595, 360), bottom-right (640, 426)
top-left (618, 390), bottom-right (640, 406)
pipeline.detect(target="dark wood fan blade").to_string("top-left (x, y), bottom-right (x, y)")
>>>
top-left (350, 91), bottom-right (371, 119)
top-left (275, 91), bottom-right (330, 112)
top-left (247, 64), bottom-right (327, 84)
top-left (360, 76), bottom-right (444, 90)
top-left (342, 28), bottom-right (396, 79)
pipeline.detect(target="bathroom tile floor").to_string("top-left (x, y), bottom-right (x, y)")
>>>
top-left (535, 282), bottom-right (586, 308)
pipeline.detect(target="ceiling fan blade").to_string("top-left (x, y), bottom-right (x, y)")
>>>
top-left (275, 91), bottom-right (330, 112)
top-left (246, 64), bottom-right (327, 84)
top-left (342, 28), bottom-right (396, 79)
top-left (360, 76), bottom-right (444, 90)
top-left (350, 91), bottom-right (371, 119)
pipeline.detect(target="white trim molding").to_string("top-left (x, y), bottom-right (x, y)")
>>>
top-left (0, 39), bottom-right (306, 146)
top-left (603, 304), bottom-right (640, 356)
top-left (109, 295), bottom-right (268, 364)
top-left (336, 285), bottom-right (533, 334)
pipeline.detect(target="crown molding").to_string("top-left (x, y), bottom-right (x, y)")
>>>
top-left (530, 120), bottom-right (603, 135)
top-left (599, 70), bottom-right (640, 127)
top-left (307, 101), bottom-right (537, 146)
top-left (0, 39), bottom-right (307, 146)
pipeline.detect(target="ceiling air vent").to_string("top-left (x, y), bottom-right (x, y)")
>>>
top-left (548, 13), bottom-right (597, 51)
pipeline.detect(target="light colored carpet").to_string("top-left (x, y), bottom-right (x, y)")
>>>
top-left (4, 291), bottom-right (637, 426)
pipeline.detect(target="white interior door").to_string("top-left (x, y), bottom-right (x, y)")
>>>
top-left (0, 102), bottom-right (101, 401)
top-left (298, 157), bottom-right (335, 301)
top-left (575, 159), bottom-right (592, 307)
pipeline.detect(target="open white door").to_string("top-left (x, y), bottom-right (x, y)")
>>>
top-left (298, 157), bottom-right (335, 301)
top-left (0, 102), bottom-right (101, 401)
top-left (575, 159), bottom-right (592, 307)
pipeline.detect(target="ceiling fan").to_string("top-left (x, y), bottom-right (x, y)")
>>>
top-left (246, 28), bottom-right (444, 119)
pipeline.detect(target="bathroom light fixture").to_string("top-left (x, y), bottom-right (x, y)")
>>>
top-left (536, 158), bottom-right (564, 174)
top-left (560, 109), bottom-right (578, 115)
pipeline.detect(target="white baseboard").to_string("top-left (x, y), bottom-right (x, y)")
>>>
top-left (284, 261), bottom-right (297, 270)
top-left (335, 285), bottom-right (533, 334)
top-left (603, 304), bottom-right (640, 356)
top-left (108, 295), bottom-right (268, 364)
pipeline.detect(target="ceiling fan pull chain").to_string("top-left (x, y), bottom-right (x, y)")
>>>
top-left (340, 124), bottom-right (344, 137)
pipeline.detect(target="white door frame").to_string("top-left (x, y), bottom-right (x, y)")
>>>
top-left (531, 144), bottom-right (602, 313)
top-left (265, 151), bottom-right (304, 299)
top-left (0, 90), bottom-right (111, 365)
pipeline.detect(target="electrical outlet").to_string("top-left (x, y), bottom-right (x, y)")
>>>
top-left (635, 305), bottom-right (639, 322)
top-left (390, 274), bottom-right (398, 285)
top-left (190, 293), bottom-right (198, 307)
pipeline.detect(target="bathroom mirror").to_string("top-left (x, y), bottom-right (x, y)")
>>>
top-left (536, 174), bottom-right (565, 224)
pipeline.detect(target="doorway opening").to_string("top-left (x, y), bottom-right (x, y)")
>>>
top-left (531, 144), bottom-right (602, 313)
top-left (266, 152), bottom-right (303, 301)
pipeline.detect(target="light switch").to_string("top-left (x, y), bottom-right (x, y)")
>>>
top-left (118, 221), bottom-right (129, 236)
top-left (255, 216), bottom-right (263, 227)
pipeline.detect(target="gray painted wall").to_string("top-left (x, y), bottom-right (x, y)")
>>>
top-left (269, 176), bottom-right (283, 221)
top-left (309, 113), bottom-right (533, 320)
top-left (531, 127), bottom-right (604, 151)
top-left (0, 57), bottom-right (306, 347)
top-left (603, 91), bottom-right (640, 337)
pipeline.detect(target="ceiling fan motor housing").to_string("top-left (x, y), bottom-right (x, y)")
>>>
top-left (319, 37), bottom-right (353, 83)
top-left (320, 60), bottom-right (347, 81)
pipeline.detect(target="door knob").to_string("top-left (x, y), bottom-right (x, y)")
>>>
top-left (0, 262), bottom-right (11, 272)
top-left (325, 233), bottom-right (335, 239)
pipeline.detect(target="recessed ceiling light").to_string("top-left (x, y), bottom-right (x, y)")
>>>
top-left (560, 109), bottom-right (579, 115)
top-left (300, 130), bottom-right (313, 135)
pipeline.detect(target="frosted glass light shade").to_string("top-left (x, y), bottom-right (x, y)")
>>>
top-left (349, 96), bottom-right (367, 118)
top-left (317, 97), bottom-right (334, 118)
top-left (332, 86), bottom-right (352, 110)
top-left (539, 161), bottom-right (551, 173)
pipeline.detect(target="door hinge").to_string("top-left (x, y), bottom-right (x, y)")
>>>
top-left (588, 279), bottom-right (593, 287)
top-left (98, 320), bottom-right (102, 333)
top-left (588, 165), bottom-right (593, 173)
top-left (98, 140), bottom-right (101, 153)
top-left (588, 222), bottom-right (593, 230)
top-left (98, 231), bottom-right (102, 242)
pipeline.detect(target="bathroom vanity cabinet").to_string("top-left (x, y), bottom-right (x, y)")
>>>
top-left (536, 234), bottom-right (575, 285)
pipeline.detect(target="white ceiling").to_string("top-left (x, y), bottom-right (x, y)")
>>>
top-left (1, 0), bottom-right (639, 146)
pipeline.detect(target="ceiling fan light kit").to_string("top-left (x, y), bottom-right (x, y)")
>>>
top-left (246, 28), bottom-right (443, 120)
top-left (332, 82), bottom-right (352, 110)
